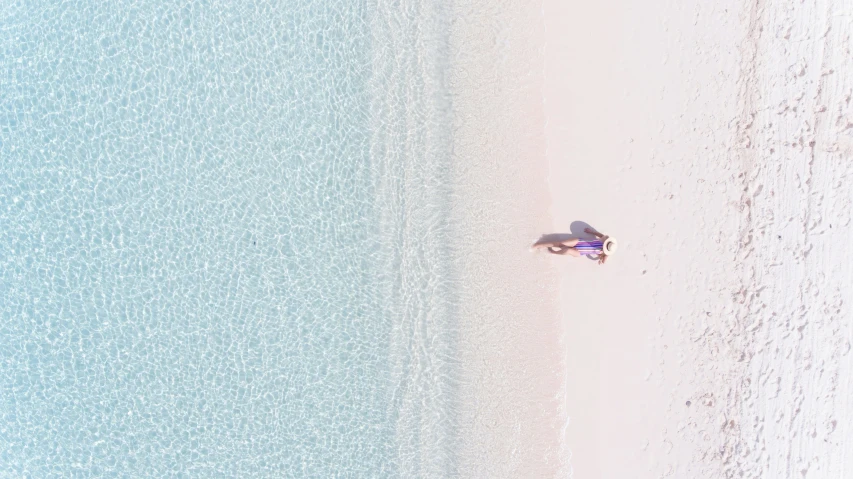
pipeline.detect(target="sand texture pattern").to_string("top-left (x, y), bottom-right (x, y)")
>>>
top-left (543, 0), bottom-right (853, 477)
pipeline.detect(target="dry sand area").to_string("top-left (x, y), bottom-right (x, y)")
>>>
top-left (543, 0), bottom-right (853, 477)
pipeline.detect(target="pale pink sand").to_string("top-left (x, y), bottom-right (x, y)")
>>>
top-left (368, 2), bottom-right (570, 475)
top-left (544, 0), bottom-right (853, 477)
top-left (445, 2), bottom-right (569, 477)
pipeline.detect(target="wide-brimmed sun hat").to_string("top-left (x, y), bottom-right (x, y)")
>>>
top-left (602, 237), bottom-right (618, 255)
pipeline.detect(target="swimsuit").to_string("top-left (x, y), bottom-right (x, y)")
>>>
top-left (547, 239), bottom-right (603, 255)
top-left (573, 240), bottom-right (603, 256)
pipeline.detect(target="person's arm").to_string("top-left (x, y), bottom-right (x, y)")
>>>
top-left (584, 228), bottom-right (605, 239)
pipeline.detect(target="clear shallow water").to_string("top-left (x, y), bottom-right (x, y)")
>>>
top-left (1, 1), bottom-right (458, 476)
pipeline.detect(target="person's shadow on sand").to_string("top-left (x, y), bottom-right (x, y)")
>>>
top-left (533, 221), bottom-right (600, 260)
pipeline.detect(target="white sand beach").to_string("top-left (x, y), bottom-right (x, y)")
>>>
top-left (371, 0), bottom-right (853, 476)
top-left (445, 1), bottom-right (568, 476)
top-left (542, 0), bottom-right (853, 477)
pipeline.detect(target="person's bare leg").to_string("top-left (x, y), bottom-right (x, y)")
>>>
top-left (532, 237), bottom-right (579, 249)
top-left (547, 246), bottom-right (581, 257)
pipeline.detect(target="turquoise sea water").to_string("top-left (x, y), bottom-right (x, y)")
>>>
top-left (1, 1), bottom-right (459, 476)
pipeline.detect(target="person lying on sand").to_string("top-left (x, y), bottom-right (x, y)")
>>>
top-left (532, 228), bottom-right (617, 265)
